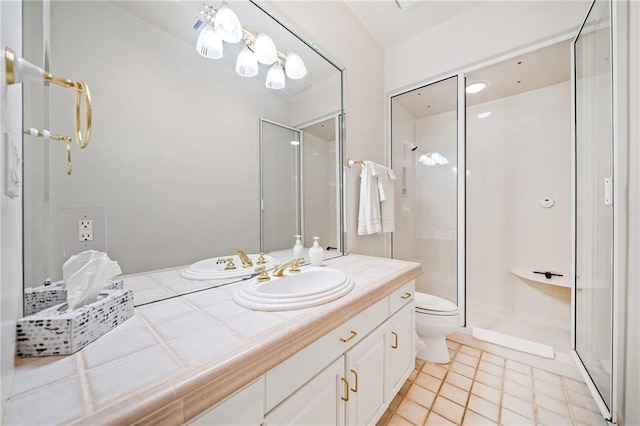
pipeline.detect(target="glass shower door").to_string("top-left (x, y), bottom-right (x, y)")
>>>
top-left (573, 0), bottom-right (613, 419)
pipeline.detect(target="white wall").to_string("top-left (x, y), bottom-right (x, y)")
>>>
top-left (303, 132), bottom-right (333, 248)
top-left (385, 1), bottom-right (592, 93)
top-left (467, 82), bottom-right (571, 322)
top-left (0, 0), bottom-right (23, 410)
top-left (267, 1), bottom-right (387, 256)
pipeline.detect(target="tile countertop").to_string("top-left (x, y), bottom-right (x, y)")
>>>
top-left (5, 254), bottom-right (421, 426)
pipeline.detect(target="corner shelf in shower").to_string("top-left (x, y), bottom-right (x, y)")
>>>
top-left (510, 267), bottom-right (571, 288)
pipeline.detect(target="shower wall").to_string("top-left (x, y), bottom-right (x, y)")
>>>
top-left (467, 81), bottom-right (572, 333)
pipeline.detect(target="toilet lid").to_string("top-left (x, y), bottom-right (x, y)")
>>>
top-left (414, 292), bottom-right (458, 314)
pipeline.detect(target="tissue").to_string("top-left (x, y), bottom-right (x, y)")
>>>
top-left (64, 250), bottom-right (122, 310)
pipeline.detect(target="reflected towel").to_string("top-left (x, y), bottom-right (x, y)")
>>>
top-left (357, 161), bottom-right (382, 235)
top-left (371, 163), bottom-right (396, 233)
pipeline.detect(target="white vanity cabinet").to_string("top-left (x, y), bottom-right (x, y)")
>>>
top-left (187, 378), bottom-right (264, 425)
top-left (385, 302), bottom-right (415, 402)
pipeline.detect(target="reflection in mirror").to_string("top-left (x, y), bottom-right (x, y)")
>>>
top-left (23, 0), bottom-right (344, 311)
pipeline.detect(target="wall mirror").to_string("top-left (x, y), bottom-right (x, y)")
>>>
top-left (22, 0), bottom-right (345, 310)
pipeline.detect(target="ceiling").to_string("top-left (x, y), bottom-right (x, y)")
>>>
top-left (344, 0), bottom-right (486, 48)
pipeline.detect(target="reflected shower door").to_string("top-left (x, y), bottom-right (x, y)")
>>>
top-left (260, 119), bottom-right (302, 252)
top-left (573, 0), bottom-right (613, 419)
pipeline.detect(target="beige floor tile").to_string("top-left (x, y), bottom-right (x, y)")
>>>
top-left (416, 359), bottom-right (427, 370)
top-left (535, 378), bottom-right (566, 400)
top-left (471, 381), bottom-right (501, 405)
top-left (399, 379), bottom-right (412, 395)
top-left (388, 413), bottom-right (416, 426)
top-left (423, 362), bottom-right (449, 380)
top-left (396, 398), bottom-right (429, 425)
top-left (505, 359), bottom-right (531, 376)
top-left (502, 393), bottom-right (534, 420)
top-left (504, 369), bottom-right (532, 387)
top-left (426, 412), bottom-right (457, 426)
top-left (533, 368), bottom-right (563, 386)
top-left (409, 368), bottom-right (419, 382)
top-left (390, 391), bottom-right (404, 412)
top-left (566, 389), bottom-right (600, 411)
top-left (407, 383), bottom-right (436, 409)
top-left (480, 352), bottom-right (505, 367)
top-left (477, 360), bottom-right (503, 377)
top-left (447, 340), bottom-right (461, 352)
top-left (451, 361), bottom-right (476, 379)
top-left (570, 404), bottom-right (607, 426)
top-left (455, 352), bottom-right (480, 368)
top-left (537, 406), bottom-right (574, 426)
top-left (563, 376), bottom-right (592, 396)
top-left (467, 394), bottom-right (500, 422)
top-left (500, 408), bottom-right (535, 426)
top-left (459, 345), bottom-right (482, 358)
top-left (445, 371), bottom-right (473, 391)
top-left (448, 349), bottom-right (457, 360)
top-left (535, 392), bottom-right (570, 417)
top-left (503, 379), bottom-right (533, 402)
top-left (474, 370), bottom-right (502, 390)
top-left (461, 409), bottom-right (498, 425)
top-left (432, 396), bottom-right (465, 424)
top-left (439, 382), bottom-right (469, 406)
top-left (377, 408), bottom-right (394, 426)
top-left (415, 372), bottom-right (444, 393)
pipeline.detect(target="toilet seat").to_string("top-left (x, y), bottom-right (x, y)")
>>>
top-left (415, 292), bottom-right (459, 316)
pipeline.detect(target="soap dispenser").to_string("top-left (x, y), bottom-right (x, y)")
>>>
top-left (309, 237), bottom-right (324, 266)
top-left (293, 235), bottom-right (304, 259)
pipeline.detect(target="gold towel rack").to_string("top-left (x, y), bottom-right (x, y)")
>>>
top-left (5, 47), bottom-right (92, 152)
top-left (344, 159), bottom-right (365, 168)
top-left (24, 128), bottom-right (73, 175)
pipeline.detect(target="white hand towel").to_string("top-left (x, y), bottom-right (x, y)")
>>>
top-left (371, 163), bottom-right (397, 233)
top-left (357, 161), bottom-right (382, 235)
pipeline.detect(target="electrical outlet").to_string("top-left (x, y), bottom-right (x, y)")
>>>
top-left (78, 219), bottom-right (94, 242)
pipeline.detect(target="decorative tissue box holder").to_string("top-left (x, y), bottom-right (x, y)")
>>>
top-left (16, 289), bottom-right (134, 357)
top-left (24, 279), bottom-right (124, 316)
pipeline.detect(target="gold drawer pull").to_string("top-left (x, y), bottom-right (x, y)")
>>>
top-left (350, 369), bottom-right (359, 392)
top-left (341, 377), bottom-right (349, 401)
top-left (340, 330), bottom-right (357, 343)
top-left (401, 292), bottom-right (412, 299)
top-left (391, 331), bottom-right (399, 349)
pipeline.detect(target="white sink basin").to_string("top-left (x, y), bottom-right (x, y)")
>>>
top-left (180, 254), bottom-right (276, 280)
top-left (233, 266), bottom-right (354, 311)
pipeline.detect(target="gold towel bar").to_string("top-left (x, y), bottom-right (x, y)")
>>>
top-left (344, 159), bottom-right (365, 168)
top-left (24, 128), bottom-right (73, 175)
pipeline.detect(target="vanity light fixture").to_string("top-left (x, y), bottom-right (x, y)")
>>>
top-left (465, 81), bottom-right (488, 94)
top-left (194, 3), bottom-right (307, 89)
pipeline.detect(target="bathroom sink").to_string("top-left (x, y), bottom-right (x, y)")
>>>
top-left (233, 266), bottom-right (355, 311)
top-left (180, 254), bottom-right (277, 280)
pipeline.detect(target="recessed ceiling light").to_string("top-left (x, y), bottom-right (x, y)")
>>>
top-left (466, 81), bottom-right (488, 94)
top-left (477, 111), bottom-right (492, 119)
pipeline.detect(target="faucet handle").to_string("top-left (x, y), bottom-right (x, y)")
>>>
top-left (256, 252), bottom-right (267, 264)
top-left (289, 257), bottom-right (305, 273)
top-left (217, 257), bottom-right (236, 270)
top-left (255, 266), bottom-right (270, 282)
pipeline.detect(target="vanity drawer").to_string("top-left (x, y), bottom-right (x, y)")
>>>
top-left (388, 280), bottom-right (415, 315)
top-left (265, 298), bottom-right (388, 412)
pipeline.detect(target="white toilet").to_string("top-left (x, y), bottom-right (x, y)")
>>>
top-left (414, 291), bottom-right (462, 363)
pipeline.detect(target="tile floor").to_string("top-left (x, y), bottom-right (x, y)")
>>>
top-left (377, 334), bottom-right (606, 426)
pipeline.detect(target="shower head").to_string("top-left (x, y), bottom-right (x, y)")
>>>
top-left (404, 141), bottom-right (418, 152)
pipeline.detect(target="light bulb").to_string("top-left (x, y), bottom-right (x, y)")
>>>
top-left (235, 46), bottom-right (258, 77)
top-left (285, 53), bottom-right (306, 79)
top-left (254, 33), bottom-right (277, 65)
top-left (214, 3), bottom-right (243, 43)
top-left (265, 63), bottom-right (285, 90)
top-left (196, 25), bottom-right (223, 59)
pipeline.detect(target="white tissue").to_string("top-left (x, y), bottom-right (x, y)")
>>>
top-left (63, 250), bottom-right (122, 310)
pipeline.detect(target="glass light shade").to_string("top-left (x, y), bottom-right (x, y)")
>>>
top-left (285, 53), bottom-right (306, 79)
top-left (196, 25), bottom-right (223, 59)
top-left (254, 33), bottom-right (277, 65)
top-left (214, 4), bottom-right (243, 43)
top-left (465, 81), bottom-right (488, 94)
top-left (235, 47), bottom-right (258, 78)
top-left (265, 63), bottom-right (285, 90)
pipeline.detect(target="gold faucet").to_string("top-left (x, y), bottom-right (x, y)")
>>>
top-left (255, 266), bottom-right (271, 282)
top-left (273, 257), bottom-right (305, 277)
top-left (217, 257), bottom-right (236, 270)
top-left (235, 249), bottom-right (254, 268)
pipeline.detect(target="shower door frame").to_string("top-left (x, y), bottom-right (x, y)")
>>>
top-left (570, 0), bottom-right (627, 422)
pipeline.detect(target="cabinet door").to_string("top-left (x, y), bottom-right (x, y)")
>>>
top-left (188, 378), bottom-right (263, 425)
top-left (345, 324), bottom-right (386, 425)
top-left (386, 302), bottom-right (415, 403)
top-left (264, 357), bottom-right (345, 426)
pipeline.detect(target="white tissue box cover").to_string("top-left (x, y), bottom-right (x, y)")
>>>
top-left (16, 289), bottom-right (134, 357)
top-left (23, 280), bottom-right (124, 316)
